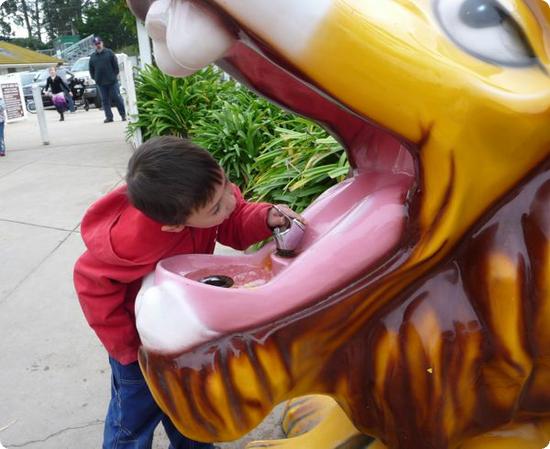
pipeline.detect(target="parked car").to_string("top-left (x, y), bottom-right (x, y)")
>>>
top-left (20, 71), bottom-right (45, 112)
top-left (18, 71), bottom-right (36, 89)
top-left (71, 54), bottom-right (128, 109)
top-left (22, 66), bottom-right (92, 113)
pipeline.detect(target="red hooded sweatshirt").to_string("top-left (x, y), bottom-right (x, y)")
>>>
top-left (74, 184), bottom-right (272, 364)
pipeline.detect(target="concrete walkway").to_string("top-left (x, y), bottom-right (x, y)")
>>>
top-left (0, 109), bottom-right (284, 449)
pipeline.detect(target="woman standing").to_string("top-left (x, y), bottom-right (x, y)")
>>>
top-left (44, 66), bottom-right (72, 121)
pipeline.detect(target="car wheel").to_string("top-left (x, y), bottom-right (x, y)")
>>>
top-left (94, 95), bottom-right (102, 109)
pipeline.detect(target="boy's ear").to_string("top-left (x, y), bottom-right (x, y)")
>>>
top-left (161, 224), bottom-right (186, 233)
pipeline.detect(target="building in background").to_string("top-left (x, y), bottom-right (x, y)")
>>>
top-left (0, 41), bottom-right (62, 75)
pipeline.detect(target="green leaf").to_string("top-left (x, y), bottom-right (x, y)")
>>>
top-left (129, 64), bottom-right (351, 211)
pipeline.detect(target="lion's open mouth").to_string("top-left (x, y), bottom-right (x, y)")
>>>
top-left (135, 0), bottom-right (419, 356)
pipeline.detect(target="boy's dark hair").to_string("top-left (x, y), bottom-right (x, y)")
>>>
top-left (126, 136), bottom-right (223, 224)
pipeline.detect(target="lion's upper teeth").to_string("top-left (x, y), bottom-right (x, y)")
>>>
top-left (144, 0), bottom-right (170, 41)
top-left (145, 0), bottom-right (335, 77)
top-left (146, 0), bottom-right (235, 76)
top-left (152, 39), bottom-right (197, 77)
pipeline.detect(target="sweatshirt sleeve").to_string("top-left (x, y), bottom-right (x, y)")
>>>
top-left (216, 185), bottom-right (273, 250)
top-left (74, 252), bottom-right (155, 364)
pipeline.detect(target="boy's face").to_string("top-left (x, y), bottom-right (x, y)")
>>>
top-left (162, 173), bottom-right (236, 232)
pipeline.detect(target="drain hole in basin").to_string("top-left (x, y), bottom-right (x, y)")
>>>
top-left (198, 275), bottom-right (234, 288)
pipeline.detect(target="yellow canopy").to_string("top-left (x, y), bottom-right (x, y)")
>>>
top-left (0, 41), bottom-right (62, 66)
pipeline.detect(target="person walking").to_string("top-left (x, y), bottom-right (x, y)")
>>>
top-left (56, 62), bottom-right (76, 113)
top-left (44, 66), bottom-right (70, 121)
top-left (89, 36), bottom-right (126, 123)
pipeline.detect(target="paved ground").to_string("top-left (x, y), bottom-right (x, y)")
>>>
top-left (0, 108), bottom-right (284, 449)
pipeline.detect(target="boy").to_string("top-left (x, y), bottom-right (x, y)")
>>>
top-left (74, 136), bottom-right (300, 449)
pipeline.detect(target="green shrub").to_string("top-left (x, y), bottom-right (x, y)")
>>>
top-left (190, 87), bottom-right (294, 188)
top-left (128, 65), bottom-right (350, 211)
top-left (247, 118), bottom-right (349, 211)
top-left (127, 65), bottom-right (233, 141)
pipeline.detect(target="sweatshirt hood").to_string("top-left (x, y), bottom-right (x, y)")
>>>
top-left (80, 185), bottom-right (178, 267)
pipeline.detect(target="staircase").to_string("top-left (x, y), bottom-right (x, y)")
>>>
top-left (59, 35), bottom-right (95, 66)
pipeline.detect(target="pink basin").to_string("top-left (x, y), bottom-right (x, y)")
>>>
top-left (136, 145), bottom-right (415, 355)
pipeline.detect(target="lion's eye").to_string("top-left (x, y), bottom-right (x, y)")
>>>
top-left (434, 0), bottom-right (536, 67)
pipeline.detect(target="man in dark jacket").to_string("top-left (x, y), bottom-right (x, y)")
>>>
top-left (89, 36), bottom-right (126, 123)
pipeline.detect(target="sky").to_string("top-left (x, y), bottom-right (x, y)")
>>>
top-left (12, 25), bottom-right (28, 38)
top-left (0, 0), bottom-right (33, 38)
top-left (0, 2), bottom-right (21, 38)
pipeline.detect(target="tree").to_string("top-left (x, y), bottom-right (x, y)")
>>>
top-left (0, 0), bottom-right (38, 39)
top-left (32, 0), bottom-right (42, 41)
top-left (78, 0), bottom-right (136, 51)
top-left (0, 0), bottom-right (137, 50)
top-left (0, 0), bottom-right (48, 43)
top-left (42, 0), bottom-right (83, 37)
top-left (20, 0), bottom-right (33, 39)
top-left (0, 1), bottom-right (18, 36)
top-left (9, 36), bottom-right (49, 50)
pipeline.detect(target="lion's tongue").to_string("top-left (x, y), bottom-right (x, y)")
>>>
top-left (137, 0), bottom-right (416, 355)
top-left (137, 168), bottom-right (413, 355)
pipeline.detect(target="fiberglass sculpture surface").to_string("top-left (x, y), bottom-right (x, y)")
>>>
top-left (127, 1), bottom-right (550, 448)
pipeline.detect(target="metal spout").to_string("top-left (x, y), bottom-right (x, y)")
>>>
top-left (273, 216), bottom-right (305, 257)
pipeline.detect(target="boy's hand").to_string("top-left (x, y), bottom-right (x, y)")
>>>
top-left (267, 205), bottom-right (305, 229)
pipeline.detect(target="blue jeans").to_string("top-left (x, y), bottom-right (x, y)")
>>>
top-left (0, 121), bottom-right (5, 154)
top-left (98, 82), bottom-right (126, 120)
top-left (65, 93), bottom-right (75, 112)
top-left (103, 357), bottom-right (214, 449)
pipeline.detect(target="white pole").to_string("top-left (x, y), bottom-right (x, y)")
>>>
top-left (31, 84), bottom-right (49, 145)
top-left (136, 19), bottom-right (153, 68)
top-left (119, 55), bottom-right (142, 148)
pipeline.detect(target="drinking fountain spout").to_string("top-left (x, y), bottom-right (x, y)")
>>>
top-left (272, 205), bottom-right (306, 257)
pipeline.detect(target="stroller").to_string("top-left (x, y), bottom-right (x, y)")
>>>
top-left (68, 77), bottom-right (90, 111)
